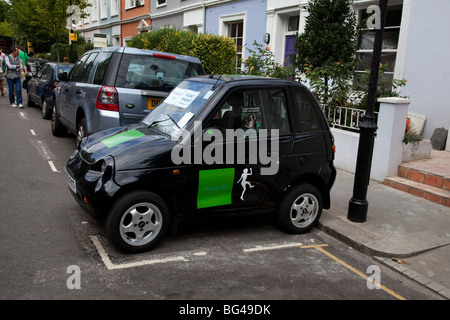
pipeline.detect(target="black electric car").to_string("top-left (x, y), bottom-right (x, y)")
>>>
top-left (65, 75), bottom-right (336, 253)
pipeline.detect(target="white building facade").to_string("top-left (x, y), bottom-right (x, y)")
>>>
top-left (266, 0), bottom-right (449, 140)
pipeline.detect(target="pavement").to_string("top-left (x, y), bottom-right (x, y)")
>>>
top-left (319, 167), bottom-right (450, 299)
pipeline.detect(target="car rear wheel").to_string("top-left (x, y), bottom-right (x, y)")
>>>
top-left (277, 184), bottom-right (323, 234)
top-left (105, 191), bottom-right (170, 254)
top-left (76, 118), bottom-right (87, 147)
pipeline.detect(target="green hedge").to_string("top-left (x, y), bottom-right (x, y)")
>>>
top-left (127, 27), bottom-right (236, 74)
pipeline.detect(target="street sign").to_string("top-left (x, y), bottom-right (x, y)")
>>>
top-left (93, 33), bottom-right (108, 48)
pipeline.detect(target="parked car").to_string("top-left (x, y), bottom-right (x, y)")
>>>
top-left (65, 75), bottom-right (337, 253)
top-left (52, 47), bottom-right (206, 146)
top-left (27, 62), bottom-right (74, 119)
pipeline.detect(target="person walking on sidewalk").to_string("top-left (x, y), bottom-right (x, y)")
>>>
top-left (5, 46), bottom-right (24, 108)
top-left (0, 50), bottom-right (5, 96)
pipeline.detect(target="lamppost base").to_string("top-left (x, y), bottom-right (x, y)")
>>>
top-left (348, 198), bottom-right (368, 222)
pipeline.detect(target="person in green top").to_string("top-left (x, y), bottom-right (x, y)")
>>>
top-left (18, 49), bottom-right (28, 66)
top-left (18, 49), bottom-right (29, 89)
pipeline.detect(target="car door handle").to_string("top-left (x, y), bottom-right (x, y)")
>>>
top-left (75, 90), bottom-right (82, 94)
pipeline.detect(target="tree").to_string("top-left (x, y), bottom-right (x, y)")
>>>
top-left (293, 0), bottom-right (357, 105)
top-left (10, 0), bottom-right (89, 61)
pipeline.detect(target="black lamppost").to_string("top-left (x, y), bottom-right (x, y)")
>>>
top-left (348, 0), bottom-right (388, 222)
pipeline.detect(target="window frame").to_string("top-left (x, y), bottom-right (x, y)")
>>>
top-left (290, 86), bottom-right (327, 133)
top-left (354, 5), bottom-right (403, 89)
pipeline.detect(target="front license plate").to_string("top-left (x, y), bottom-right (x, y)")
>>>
top-left (66, 169), bottom-right (77, 194)
top-left (148, 97), bottom-right (163, 110)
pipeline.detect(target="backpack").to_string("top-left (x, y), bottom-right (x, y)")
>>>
top-left (2, 56), bottom-right (11, 74)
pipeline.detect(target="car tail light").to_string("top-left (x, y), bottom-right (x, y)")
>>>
top-left (153, 53), bottom-right (176, 60)
top-left (51, 81), bottom-right (58, 91)
top-left (96, 86), bottom-right (119, 112)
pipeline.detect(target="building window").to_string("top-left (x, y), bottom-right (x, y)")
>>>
top-left (156, 0), bottom-right (166, 8)
top-left (288, 15), bottom-right (299, 32)
top-left (354, 5), bottom-right (402, 89)
top-left (92, 0), bottom-right (98, 22)
top-left (101, 0), bottom-right (107, 19)
top-left (126, 0), bottom-right (145, 10)
top-left (228, 21), bottom-right (244, 73)
top-left (111, 0), bottom-right (119, 16)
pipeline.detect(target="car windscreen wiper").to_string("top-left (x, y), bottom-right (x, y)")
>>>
top-left (147, 117), bottom-right (170, 128)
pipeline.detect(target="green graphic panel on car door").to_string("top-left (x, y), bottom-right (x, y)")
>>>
top-left (197, 168), bottom-right (235, 209)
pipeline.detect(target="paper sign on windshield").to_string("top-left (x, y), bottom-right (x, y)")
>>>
top-left (164, 88), bottom-right (200, 109)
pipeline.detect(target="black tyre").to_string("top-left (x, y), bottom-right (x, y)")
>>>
top-left (42, 99), bottom-right (52, 119)
top-left (105, 191), bottom-right (170, 254)
top-left (51, 104), bottom-right (67, 136)
top-left (277, 184), bottom-right (323, 234)
top-left (76, 117), bottom-right (87, 147)
top-left (27, 92), bottom-right (36, 107)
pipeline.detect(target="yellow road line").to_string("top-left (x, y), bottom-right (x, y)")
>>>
top-left (301, 244), bottom-right (406, 300)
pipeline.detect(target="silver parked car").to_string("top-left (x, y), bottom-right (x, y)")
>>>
top-left (52, 47), bottom-right (206, 146)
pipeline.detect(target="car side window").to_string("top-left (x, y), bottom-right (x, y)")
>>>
top-left (93, 52), bottom-right (112, 85)
top-left (36, 65), bottom-right (48, 79)
top-left (41, 65), bottom-right (53, 82)
top-left (212, 87), bottom-right (290, 135)
top-left (78, 52), bottom-right (98, 83)
top-left (293, 88), bottom-right (323, 132)
top-left (68, 54), bottom-right (89, 82)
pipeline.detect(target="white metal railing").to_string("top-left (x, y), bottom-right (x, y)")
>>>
top-left (320, 104), bottom-right (379, 132)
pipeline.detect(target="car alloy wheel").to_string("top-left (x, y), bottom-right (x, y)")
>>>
top-left (277, 184), bottom-right (323, 234)
top-left (76, 118), bottom-right (86, 147)
top-left (51, 104), bottom-right (66, 136)
top-left (42, 100), bottom-right (51, 119)
top-left (105, 191), bottom-right (170, 253)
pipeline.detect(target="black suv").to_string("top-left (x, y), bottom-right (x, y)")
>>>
top-left (65, 75), bottom-right (336, 253)
top-left (52, 47), bottom-right (205, 146)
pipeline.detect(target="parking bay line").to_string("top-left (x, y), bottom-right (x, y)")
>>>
top-left (301, 244), bottom-right (406, 300)
top-left (90, 236), bottom-right (186, 270)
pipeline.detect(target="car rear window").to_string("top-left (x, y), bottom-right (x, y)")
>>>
top-left (115, 53), bottom-right (203, 91)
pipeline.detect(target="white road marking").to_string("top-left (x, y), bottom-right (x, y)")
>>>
top-left (30, 129), bottom-right (36, 136)
top-left (90, 237), bottom-right (307, 270)
top-left (90, 236), bottom-right (186, 270)
top-left (48, 161), bottom-right (60, 172)
top-left (243, 242), bottom-right (304, 252)
top-left (34, 140), bottom-right (52, 160)
top-left (19, 112), bottom-right (28, 120)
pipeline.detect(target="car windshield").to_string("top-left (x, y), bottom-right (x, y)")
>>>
top-left (141, 79), bottom-right (218, 139)
top-left (115, 53), bottom-right (203, 91)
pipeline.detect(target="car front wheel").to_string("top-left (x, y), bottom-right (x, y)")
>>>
top-left (277, 184), bottom-right (323, 234)
top-left (42, 99), bottom-right (51, 119)
top-left (51, 104), bottom-right (67, 136)
top-left (105, 191), bottom-right (170, 254)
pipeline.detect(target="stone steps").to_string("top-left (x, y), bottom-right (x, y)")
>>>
top-left (384, 151), bottom-right (450, 207)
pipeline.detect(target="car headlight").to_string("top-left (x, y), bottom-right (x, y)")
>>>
top-left (85, 156), bottom-right (114, 182)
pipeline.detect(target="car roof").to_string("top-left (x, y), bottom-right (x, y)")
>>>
top-left (192, 74), bottom-right (302, 87)
top-left (44, 62), bottom-right (74, 67)
top-left (83, 46), bottom-right (202, 63)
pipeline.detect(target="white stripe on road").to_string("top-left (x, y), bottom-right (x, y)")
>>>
top-left (243, 242), bottom-right (304, 252)
top-left (48, 160), bottom-right (60, 173)
top-left (90, 236), bottom-right (186, 270)
top-left (30, 129), bottom-right (36, 136)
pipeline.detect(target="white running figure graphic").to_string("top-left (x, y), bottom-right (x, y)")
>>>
top-left (237, 168), bottom-right (254, 200)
